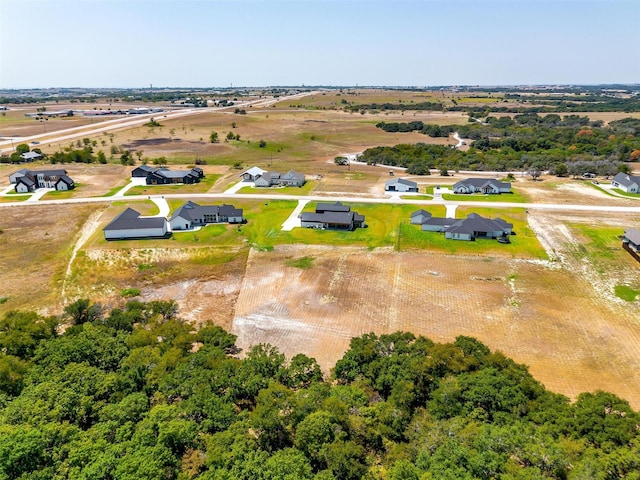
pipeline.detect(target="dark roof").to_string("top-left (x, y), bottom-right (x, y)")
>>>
top-left (446, 214), bottom-right (513, 235)
top-left (134, 165), bottom-right (157, 173)
top-left (315, 201), bottom-right (351, 213)
top-left (411, 209), bottom-right (431, 218)
top-left (23, 169), bottom-right (67, 177)
top-left (16, 176), bottom-right (35, 187)
top-left (153, 169), bottom-right (197, 179)
top-left (57, 175), bottom-right (74, 185)
top-left (104, 208), bottom-right (166, 231)
top-left (301, 211), bottom-right (356, 225)
top-left (170, 201), bottom-right (242, 222)
top-left (613, 172), bottom-right (640, 187)
top-left (624, 228), bottom-right (640, 245)
top-left (454, 178), bottom-right (510, 189)
top-left (422, 217), bottom-right (457, 227)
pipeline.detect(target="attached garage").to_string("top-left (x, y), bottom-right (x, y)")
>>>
top-left (103, 208), bottom-right (169, 240)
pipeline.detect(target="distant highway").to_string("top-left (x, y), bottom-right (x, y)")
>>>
top-left (0, 91), bottom-right (316, 154)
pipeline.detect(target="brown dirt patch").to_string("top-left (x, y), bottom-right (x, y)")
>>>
top-left (232, 244), bottom-right (640, 408)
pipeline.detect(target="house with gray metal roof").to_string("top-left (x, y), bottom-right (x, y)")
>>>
top-left (611, 173), bottom-right (640, 193)
top-left (169, 201), bottom-right (245, 230)
top-left (301, 202), bottom-right (365, 231)
top-left (453, 178), bottom-right (511, 194)
top-left (385, 178), bottom-right (418, 192)
top-left (9, 168), bottom-right (74, 193)
top-left (411, 210), bottom-right (513, 241)
top-left (241, 166), bottom-right (267, 181)
top-left (103, 208), bottom-right (169, 240)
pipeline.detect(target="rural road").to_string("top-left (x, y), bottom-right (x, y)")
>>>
top-left (1, 189), bottom-right (640, 215)
top-left (0, 91), bottom-right (318, 154)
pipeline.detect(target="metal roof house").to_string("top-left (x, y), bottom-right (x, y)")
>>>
top-left (611, 173), bottom-right (640, 193)
top-left (169, 201), bottom-right (245, 230)
top-left (300, 202), bottom-right (365, 231)
top-left (20, 151), bottom-right (42, 162)
top-left (131, 165), bottom-right (163, 177)
top-left (103, 208), bottom-right (169, 240)
top-left (385, 178), bottom-right (418, 192)
top-left (452, 178), bottom-right (511, 194)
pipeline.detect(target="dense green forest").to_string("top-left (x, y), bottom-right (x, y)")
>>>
top-left (364, 116), bottom-right (640, 174)
top-left (1, 300), bottom-right (639, 479)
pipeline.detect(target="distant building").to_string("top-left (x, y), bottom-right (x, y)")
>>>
top-left (300, 202), bottom-right (365, 231)
top-left (135, 166), bottom-right (204, 185)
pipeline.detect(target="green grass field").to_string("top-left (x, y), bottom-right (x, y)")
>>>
top-left (0, 195), bottom-right (29, 202)
top-left (236, 181), bottom-right (316, 195)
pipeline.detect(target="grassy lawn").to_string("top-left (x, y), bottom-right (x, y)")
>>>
top-left (235, 181), bottom-right (316, 195)
top-left (0, 195), bottom-right (30, 202)
top-left (614, 285), bottom-right (640, 302)
top-left (612, 188), bottom-right (640, 199)
top-left (99, 182), bottom-right (129, 197)
top-left (41, 185), bottom-right (86, 200)
top-left (125, 174), bottom-right (221, 196)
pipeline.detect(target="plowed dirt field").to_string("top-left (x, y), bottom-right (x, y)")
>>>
top-left (233, 243), bottom-right (640, 407)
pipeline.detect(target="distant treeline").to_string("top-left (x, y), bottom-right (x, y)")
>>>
top-left (1, 300), bottom-right (640, 479)
top-left (364, 115), bottom-right (640, 173)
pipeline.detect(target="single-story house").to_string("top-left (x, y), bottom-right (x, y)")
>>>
top-left (241, 166), bottom-right (267, 182)
top-left (611, 173), bottom-right (640, 193)
top-left (412, 210), bottom-right (513, 241)
top-left (622, 228), bottom-right (640, 253)
top-left (169, 201), bottom-right (245, 230)
top-left (20, 151), bottom-right (42, 162)
top-left (253, 169), bottom-right (306, 188)
top-left (300, 202), bottom-right (365, 231)
top-left (131, 165), bottom-right (162, 177)
top-left (103, 208), bottom-right (169, 240)
top-left (385, 178), bottom-right (418, 192)
top-left (452, 178), bottom-right (512, 194)
top-left (146, 167), bottom-right (204, 185)
top-left (9, 168), bottom-right (74, 192)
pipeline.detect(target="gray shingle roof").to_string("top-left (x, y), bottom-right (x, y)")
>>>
top-left (104, 208), bottom-right (166, 231)
top-left (316, 201), bottom-right (351, 213)
top-left (624, 228), bottom-right (640, 245)
top-left (613, 172), bottom-right (640, 187)
top-left (386, 178), bottom-right (417, 187)
top-left (454, 178), bottom-right (510, 190)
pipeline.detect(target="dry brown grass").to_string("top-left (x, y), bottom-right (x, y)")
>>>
top-left (232, 244), bottom-right (640, 408)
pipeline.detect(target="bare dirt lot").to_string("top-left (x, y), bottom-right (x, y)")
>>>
top-left (232, 242), bottom-right (640, 407)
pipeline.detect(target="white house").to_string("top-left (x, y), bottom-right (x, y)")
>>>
top-left (103, 208), bottom-right (169, 240)
top-left (9, 168), bottom-right (74, 193)
top-left (385, 178), bottom-right (419, 192)
top-left (611, 173), bottom-right (640, 193)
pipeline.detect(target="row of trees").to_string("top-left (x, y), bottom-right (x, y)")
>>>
top-left (1, 300), bottom-right (639, 479)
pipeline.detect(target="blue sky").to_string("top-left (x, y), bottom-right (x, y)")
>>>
top-left (1, 0), bottom-right (638, 88)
